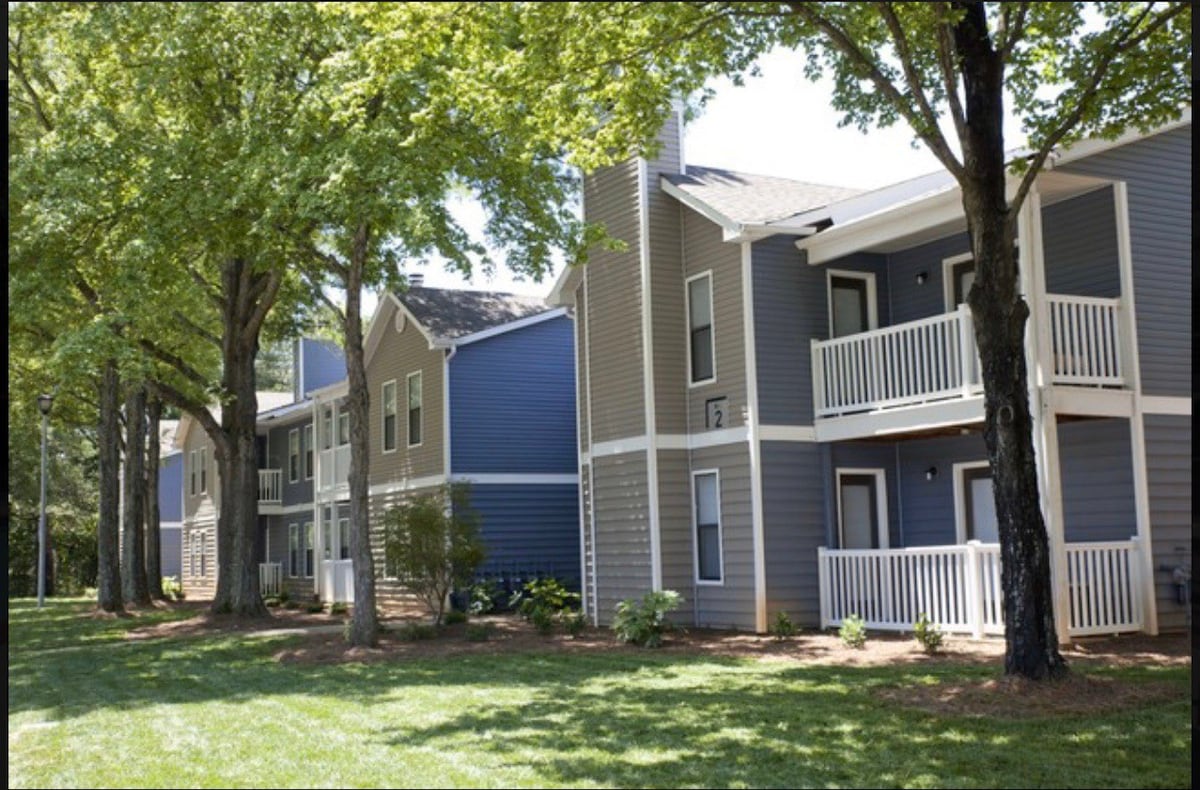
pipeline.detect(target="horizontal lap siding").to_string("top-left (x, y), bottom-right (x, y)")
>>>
top-left (761, 441), bottom-right (826, 627)
top-left (1143, 414), bottom-right (1191, 632)
top-left (691, 444), bottom-right (755, 630)
top-left (449, 317), bottom-right (576, 474)
top-left (648, 129), bottom-right (687, 436)
top-left (1057, 419), bottom-right (1136, 542)
top-left (896, 433), bottom-right (989, 546)
top-left (576, 283), bottom-right (590, 454)
top-left (181, 520), bottom-right (217, 599)
top-left (592, 452), bottom-right (652, 624)
top-left (158, 455), bottom-right (184, 522)
top-left (1042, 188), bottom-right (1120, 297)
top-left (159, 526), bottom-right (182, 579)
top-left (829, 442), bottom-right (902, 548)
top-left (368, 485), bottom-right (440, 611)
top-left (465, 484), bottom-right (581, 588)
top-left (657, 450), bottom-right (695, 613)
top-left (1060, 127), bottom-right (1191, 397)
top-left (267, 418), bottom-right (314, 507)
top-left (887, 233), bottom-right (971, 324)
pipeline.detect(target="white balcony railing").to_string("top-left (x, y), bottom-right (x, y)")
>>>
top-left (318, 445), bottom-right (350, 491)
top-left (818, 537), bottom-right (1143, 638)
top-left (1048, 295), bottom-right (1124, 386)
top-left (259, 562), bottom-right (283, 597)
top-left (258, 469), bottom-right (282, 504)
top-left (321, 559), bottom-right (354, 604)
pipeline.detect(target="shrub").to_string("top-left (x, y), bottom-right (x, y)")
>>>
top-left (278, 590), bottom-right (290, 604)
top-left (397, 623), bottom-right (438, 641)
top-left (513, 577), bottom-right (581, 635)
top-left (839, 614), bottom-right (868, 649)
top-left (443, 609), bottom-right (468, 626)
top-left (565, 610), bottom-right (588, 639)
top-left (283, 600), bottom-right (299, 610)
top-left (305, 602), bottom-right (325, 614)
top-left (382, 484), bottom-right (486, 625)
top-left (160, 576), bottom-right (184, 601)
top-left (913, 612), bottom-right (944, 655)
top-left (770, 610), bottom-right (798, 641)
top-left (263, 596), bottom-right (281, 608)
top-left (468, 580), bottom-right (502, 615)
top-left (613, 590), bottom-right (682, 648)
top-left (329, 602), bottom-right (348, 616)
top-left (465, 623), bottom-right (493, 642)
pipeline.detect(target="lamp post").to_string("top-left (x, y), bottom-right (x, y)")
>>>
top-left (37, 392), bottom-right (54, 608)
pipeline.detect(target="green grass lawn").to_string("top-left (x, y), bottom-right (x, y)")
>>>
top-left (8, 599), bottom-right (1191, 789)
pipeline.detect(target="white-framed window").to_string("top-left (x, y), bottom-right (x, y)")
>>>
top-left (189, 532), bottom-right (198, 576)
top-left (382, 379), bottom-right (398, 453)
top-left (953, 461), bottom-right (999, 544)
top-left (198, 532), bottom-right (207, 578)
top-left (826, 269), bottom-right (878, 339)
top-left (322, 517), bottom-right (333, 561)
top-left (303, 521), bottom-right (314, 577)
top-left (338, 517), bottom-right (351, 560)
top-left (943, 252), bottom-right (975, 312)
top-left (303, 423), bottom-right (314, 480)
top-left (322, 406), bottom-right (333, 451)
top-left (337, 407), bottom-right (350, 447)
top-left (288, 523), bottom-right (300, 577)
top-left (199, 447), bottom-right (207, 494)
top-left (407, 371), bottom-right (423, 447)
top-left (686, 271), bottom-right (716, 386)
top-left (189, 451), bottom-right (197, 496)
top-left (835, 468), bottom-right (889, 549)
top-left (288, 429), bottom-right (300, 484)
top-left (692, 469), bottom-right (723, 584)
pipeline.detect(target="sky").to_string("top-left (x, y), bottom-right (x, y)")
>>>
top-left (393, 46), bottom-right (1027, 302)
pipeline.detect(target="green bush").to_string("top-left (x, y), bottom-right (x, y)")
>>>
top-left (397, 623), bottom-right (438, 641)
top-left (263, 596), bottom-right (281, 608)
top-left (913, 612), bottom-right (944, 654)
top-left (329, 602), bottom-right (348, 616)
top-left (512, 577), bottom-right (580, 635)
top-left (305, 602), bottom-right (325, 614)
top-left (160, 575), bottom-right (183, 601)
top-left (770, 610), bottom-right (798, 641)
top-left (613, 590), bottom-right (682, 648)
top-left (467, 580), bottom-right (503, 615)
top-left (283, 600), bottom-right (299, 610)
top-left (443, 609), bottom-right (468, 625)
top-left (839, 614), bottom-right (868, 649)
top-left (382, 484), bottom-right (486, 625)
top-left (465, 622), bottom-right (493, 642)
top-left (278, 590), bottom-right (290, 604)
top-left (565, 610), bottom-right (588, 638)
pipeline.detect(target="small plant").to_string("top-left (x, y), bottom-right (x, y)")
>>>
top-left (329, 602), bottom-right (348, 616)
top-left (565, 610), bottom-right (588, 638)
top-left (913, 612), bottom-right (944, 655)
top-left (397, 623), bottom-right (439, 641)
top-left (770, 610), bottom-right (798, 641)
top-left (283, 600), bottom-right (299, 610)
top-left (305, 602), bottom-right (325, 614)
top-left (512, 577), bottom-right (581, 635)
top-left (465, 622), bottom-right (493, 642)
top-left (160, 576), bottom-right (183, 601)
top-left (613, 590), bottom-right (682, 648)
top-left (443, 609), bottom-right (468, 626)
top-left (839, 614), bottom-right (868, 649)
top-left (530, 606), bottom-right (556, 635)
top-left (468, 580), bottom-right (502, 615)
top-left (263, 596), bottom-right (281, 608)
top-left (277, 590), bottom-right (290, 604)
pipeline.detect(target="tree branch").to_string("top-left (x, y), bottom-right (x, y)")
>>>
top-left (153, 379), bottom-right (228, 454)
top-left (172, 310), bottom-right (222, 348)
top-left (7, 47), bottom-right (55, 133)
top-left (933, 4), bottom-right (968, 143)
top-left (137, 338), bottom-right (212, 390)
top-left (879, 3), bottom-right (950, 148)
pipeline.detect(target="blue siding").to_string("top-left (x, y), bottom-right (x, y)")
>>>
top-left (761, 441), bottom-right (826, 627)
top-left (464, 483), bottom-right (581, 587)
top-left (449, 316), bottom-right (577, 474)
top-left (895, 433), bottom-right (989, 546)
top-left (1042, 188), bottom-right (1121, 298)
top-left (296, 338), bottom-right (347, 398)
top-left (160, 526), bottom-right (182, 578)
top-left (1058, 418), bottom-right (1136, 542)
top-left (886, 232), bottom-right (972, 324)
top-left (267, 419), bottom-right (314, 507)
top-left (158, 453), bottom-right (184, 522)
top-left (828, 442), bottom-right (902, 548)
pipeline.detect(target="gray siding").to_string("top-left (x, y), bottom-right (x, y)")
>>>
top-left (583, 160), bottom-right (646, 443)
top-left (592, 452), bottom-right (653, 624)
top-left (1058, 418), bottom-right (1136, 542)
top-left (828, 442), bottom-right (902, 548)
top-left (886, 232), bottom-right (971, 324)
top-left (1042, 188), bottom-right (1121, 297)
top-left (159, 525), bottom-right (182, 579)
top-left (690, 444), bottom-right (755, 630)
top-left (1142, 414), bottom-right (1191, 632)
top-left (761, 441), bottom-right (826, 627)
top-left (895, 432), bottom-right (990, 546)
top-left (657, 449), bottom-right (694, 607)
top-left (575, 282), bottom-right (590, 454)
top-left (266, 418), bottom-right (314, 507)
top-left (1060, 126), bottom-right (1191, 397)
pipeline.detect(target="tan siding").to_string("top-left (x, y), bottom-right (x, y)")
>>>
top-left (584, 161), bottom-right (646, 443)
top-left (683, 210), bottom-right (747, 432)
top-left (691, 443), bottom-right (756, 630)
top-left (181, 520), bottom-right (217, 599)
top-left (182, 422), bottom-right (219, 521)
top-left (366, 299), bottom-right (446, 486)
top-left (592, 451), bottom-right (653, 624)
top-left (575, 283), bottom-right (590, 453)
top-left (657, 449), bottom-right (694, 607)
top-left (648, 134), bottom-right (688, 435)
top-left (368, 484), bottom-right (442, 612)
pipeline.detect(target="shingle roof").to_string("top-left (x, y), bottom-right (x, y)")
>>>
top-left (664, 165), bottom-right (862, 225)
top-left (397, 287), bottom-right (549, 341)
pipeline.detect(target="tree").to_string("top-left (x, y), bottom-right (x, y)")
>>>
top-left (382, 484), bottom-right (486, 626)
top-left (472, 1), bottom-right (1189, 679)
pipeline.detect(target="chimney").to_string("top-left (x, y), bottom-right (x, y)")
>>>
top-left (408, 273), bottom-right (425, 288)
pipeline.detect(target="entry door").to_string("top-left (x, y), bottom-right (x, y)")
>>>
top-left (830, 276), bottom-right (872, 338)
top-left (839, 474), bottom-right (880, 549)
top-left (963, 467), bottom-right (999, 543)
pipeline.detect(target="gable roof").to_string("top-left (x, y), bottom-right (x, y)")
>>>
top-left (397, 287), bottom-right (548, 343)
top-left (663, 165), bottom-right (862, 226)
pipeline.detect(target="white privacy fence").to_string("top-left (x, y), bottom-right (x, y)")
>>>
top-left (258, 469), bottom-right (282, 504)
top-left (819, 538), bottom-right (1143, 638)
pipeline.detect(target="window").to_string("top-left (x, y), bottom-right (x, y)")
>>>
top-left (303, 424), bottom-right (314, 480)
top-left (693, 470), bottom-right (723, 583)
top-left (954, 461), bottom-right (999, 544)
top-left (199, 447), bottom-right (207, 494)
top-left (827, 271), bottom-right (877, 338)
top-left (339, 517), bottom-right (350, 560)
top-left (382, 380), bottom-right (397, 452)
top-left (288, 429), bottom-right (300, 483)
top-left (943, 253), bottom-right (975, 311)
top-left (686, 272), bottom-right (715, 384)
top-left (288, 524), bottom-right (300, 577)
top-left (836, 469), bottom-right (888, 549)
top-left (189, 451), bottom-right (197, 496)
top-left (407, 371), bottom-right (423, 447)
top-left (322, 407), bottom-right (333, 450)
top-left (199, 533), bottom-right (207, 578)
top-left (337, 407), bottom-right (349, 446)
top-left (322, 518), bottom-right (332, 561)
top-left (189, 532), bottom-right (198, 576)
top-left (303, 522), bottom-right (314, 577)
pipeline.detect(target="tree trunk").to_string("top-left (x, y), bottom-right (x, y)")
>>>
top-left (954, 2), bottom-right (1066, 680)
top-left (145, 392), bottom-right (165, 599)
top-left (344, 223), bottom-right (380, 646)
top-left (97, 359), bottom-right (124, 612)
top-left (122, 382), bottom-right (151, 605)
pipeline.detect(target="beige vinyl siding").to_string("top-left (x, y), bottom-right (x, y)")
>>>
top-left (575, 283), bottom-right (590, 454)
top-left (366, 299), bottom-right (445, 486)
top-left (682, 209), bottom-right (747, 432)
top-left (583, 161), bottom-right (646, 443)
top-left (656, 449), bottom-right (694, 610)
top-left (181, 520), bottom-right (217, 599)
top-left (647, 132), bottom-right (688, 435)
top-left (368, 484), bottom-right (440, 612)
top-left (1143, 414), bottom-right (1191, 632)
top-left (690, 443), bottom-right (755, 630)
top-left (182, 424), bottom-right (219, 521)
top-left (592, 451), bottom-right (653, 624)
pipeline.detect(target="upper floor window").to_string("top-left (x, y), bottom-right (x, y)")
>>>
top-left (189, 451), bottom-right (197, 496)
top-left (322, 406), bottom-right (333, 451)
top-left (288, 429), bottom-right (300, 484)
top-left (303, 424), bottom-right (314, 480)
top-left (198, 447), bottom-right (207, 494)
top-left (382, 380), bottom-right (398, 453)
top-left (407, 371), bottom-right (423, 447)
top-left (827, 270), bottom-right (877, 338)
top-left (337, 407), bottom-right (349, 446)
top-left (687, 272), bottom-right (715, 385)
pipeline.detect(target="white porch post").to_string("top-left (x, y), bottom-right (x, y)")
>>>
top-left (1017, 184), bottom-right (1072, 645)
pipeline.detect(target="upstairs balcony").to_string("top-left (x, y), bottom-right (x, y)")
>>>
top-left (258, 469), bottom-right (283, 514)
top-left (812, 295), bottom-right (1125, 437)
top-left (318, 444), bottom-right (351, 494)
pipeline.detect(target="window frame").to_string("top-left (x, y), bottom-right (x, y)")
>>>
top-left (382, 379), bottom-right (398, 454)
top-left (942, 252), bottom-right (975, 312)
top-left (303, 423), bottom-right (314, 480)
top-left (338, 516), bottom-right (351, 561)
top-left (198, 447), bottom-right (207, 494)
top-left (407, 370), bottom-right (423, 448)
top-left (691, 469), bottom-right (724, 585)
top-left (337, 407), bottom-right (350, 447)
top-left (685, 270), bottom-right (717, 387)
top-left (288, 428), bottom-right (300, 484)
top-left (835, 468), bottom-right (889, 550)
top-left (189, 450), bottom-right (197, 496)
top-left (303, 521), bottom-right (314, 578)
top-left (953, 460), bottom-right (997, 544)
top-left (826, 269), bottom-right (878, 338)
top-left (288, 523), bottom-right (300, 577)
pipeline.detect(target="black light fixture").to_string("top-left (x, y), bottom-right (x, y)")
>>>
top-left (915, 271), bottom-right (929, 285)
top-left (925, 466), bottom-right (938, 481)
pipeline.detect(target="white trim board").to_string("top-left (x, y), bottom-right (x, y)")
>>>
top-left (585, 425), bottom-right (819, 462)
top-left (368, 475), bottom-right (448, 497)
top-left (1140, 396), bottom-right (1191, 416)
